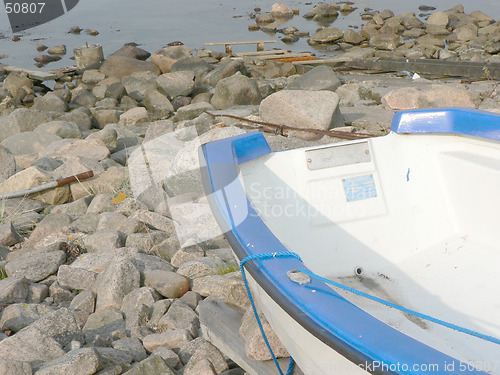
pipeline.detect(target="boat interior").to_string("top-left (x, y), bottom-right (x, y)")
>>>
top-left (238, 131), bottom-right (500, 367)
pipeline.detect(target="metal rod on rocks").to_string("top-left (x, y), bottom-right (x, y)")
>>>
top-left (204, 111), bottom-right (376, 140)
top-left (0, 170), bottom-right (94, 200)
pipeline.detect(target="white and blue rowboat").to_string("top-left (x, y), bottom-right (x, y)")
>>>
top-left (199, 108), bottom-right (500, 375)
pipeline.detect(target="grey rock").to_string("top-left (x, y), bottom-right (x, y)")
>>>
top-left (71, 89), bottom-right (98, 109)
top-left (129, 210), bottom-right (175, 233)
top-left (57, 265), bottom-right (98, 290)
top-left (35, 120), bottom-right (83, 139)
top-left (179, 290), bottom-right (203, 310)
top-left (157, 300), bottom-right (199, 336)
top-left (112, 337), bottom-right (148, 362)
top-left (170, 244), bottom-right (205, 268)
top-left (87, 193), bottom-right (115, 214)
top-left (184, 359), bottom-right (217, 375)
top-left (0, 222), bottom-right (22, 246)
top-left (58, 110), bottom-right (93, 131)
top-left (120, 287), bottom-right (158, 328)
top-left (82, 229), bottom-right (126, 252)
top-left (146, 299), bottom-right (171, 329)
top-left (97, 212), bottom-right (127, 231)
top-left (94, 110), bottom-right (122, 129)
top-left (144, 270), bottom-right (190, 298)
top-left (201, 59), bottom-right (250, 87)
top-left (304, 3), bottom-right (338, 18)
top-left (125, 232), bottom-right (168, 253)
top-left (175, 101), bottom-right (214, 121)
top-left (94, 347), bottom-right (133, 368)
top-left (157, 71), bottom-right (195, 99)
top-left (143, 89), bottom-right (174, 119)
top-left (0, 145), bottom-right (16, 183)
top-left (287, 66), bottom-right (341, 92)
top-left (126, 252), bottom-right (174, 284)
top-left (122, 355), bottom-right (175, 375)
top-left (192, 272), bottom-right (249, 311)
top-left (70, 213), bottom-right (99, 234)
top-left (142, 329), bottom-right (193, 352)
top-left (82, 309), bottom-right (125, 344)
top-left (82, 69), bottom-right (106, 86)
top-left (179, 338), bottom-right (228, 373)
top-left (105, 82), bottom-right (127, 101)
top-left (94, 256), bottom-right (141, 311)
top-left (95, 98), bottom-right (119, 109)
top-left (100, 56), bottom-right (160, 78)
top-left (3, 72), bottom-right (33, 97)
top-left (25, 307), bottom-right (82, 347)
top-left (171, 56), bottom-right (213, 79)
top-left (177, 257), bottom-right (226, 279)
top-left (5, 251), bottom-right (66, 282)
top-left (34, 347), bottom-right (101, 375)
top-left (87, 127), bottom-right (118, 152)
top-left (50, 196), bottom-right (93, 218)
top-left (151, 45), bottom-right (193, 74)
top-left (0, 358), bottom-right (32, 375)
top-left (49, 280), bottom-right (75, 303)
top-left (23, 213), bottom-right (71, 249)
top-left (122, 76), bottom-right (157, 102)
top-left (26, 283), bottom-right (49, 304)
top-left (343, 29), bottom-right (365, 44)
top-left (211, 72), bottom-right (261, 110)
top-left (0, 108), bottom-right (58, 142)
top-left (259, 89), bottom-right (344, 140)
top-left (32, 93), bottom-right (68, 112)
top-left (69, 289), bottom-right (96, 316)
top-left (0, 303), bottom-right (54, 332)
top-left (1, 131), bottom-right (62, 156)
top-left (150, 347), bottom-right (181, 369)
top-left (143, 119), bottom-right (174, 142)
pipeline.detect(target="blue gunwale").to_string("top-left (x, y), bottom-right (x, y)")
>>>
top-left (199, 114), bottom-right (490, 374)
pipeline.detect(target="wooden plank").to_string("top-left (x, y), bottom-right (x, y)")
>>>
top-left (272, 56), bottom-right (317, 63)
top-left (203, 40), bottom-right (276, 46)
top-left (3, 65), bottom-right (58, 81)
top-left (292, 58), bottom-right (349, 66)
top-left (199, 299), bottom-right (304, 375)
top-left (234, 49), bottom-right (290, 57)
top-left (257, 52), bottom-right (313, 60)
top-left (345, 57), bottom-right (500, 79)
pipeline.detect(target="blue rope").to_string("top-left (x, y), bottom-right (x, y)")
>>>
top-left (296, 267), bottom-right (500, 346)
top-left (240, 252), bottom-right (302, 375)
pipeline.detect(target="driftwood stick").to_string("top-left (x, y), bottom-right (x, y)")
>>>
top-left (0, 171), bottom-right (94, 200)
top-left (204, 111), bottom-right (376, 140)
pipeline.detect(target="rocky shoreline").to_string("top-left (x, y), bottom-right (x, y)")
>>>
top-left (0, 2), bottom-right (499, 375)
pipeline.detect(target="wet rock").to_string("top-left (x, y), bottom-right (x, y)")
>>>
top-left (270, 2), bottom-right (293, 18)
top-left (370, 33), bottom-right (404, 50)
top-left (240, 306), bottom-right (288, 360)
top-left (94, 256), bottom-right (141, 311)
top-left (157, 71), bottom-right (195, 99)
top-left (287, 66), bottom-right (341, 92)
top-left (142, 329), bottom-right (193, 352)
top-left (180, 338), bottom-right (228, 374)
top-left (111, 44), bottom-right (151, 61)
top-left (151, 45), bottom-right (193, 74)
top-left (304, 3), bottom-right (338, 19)
top-left (123, 355), bottom-right (174, 375)
top-left (211, 72), bottom-right (261, 110)
top-left (343, 29), bottom-right (364, 44)
top-left (308, 27), bottom-right (344, 44)
top-left (100, 56), bottom-right (160, 79)
top-left (157, 300), bottom-right (199, 336)
top-left (0, 167), bottom-right (70, 205)
top-left (47, 45), bottom-right (66, 55)
top-left (145, 270), bottom-right (190, 298)
top-left (255, 13), bottom-right (274, 23)
top-left (5, 250), bottom-right (66, 282)
top-left (192, 272), bottom-right (249, 311)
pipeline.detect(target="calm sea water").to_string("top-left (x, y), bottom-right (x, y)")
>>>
top-left (0, 0), bottom-right (499, 69)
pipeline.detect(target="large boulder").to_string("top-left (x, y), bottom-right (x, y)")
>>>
top-left (369, 33), bottom-right (404, 50)
top-left (308, 27), bottom-right (344, 44)
top-left (1, 131), bottom-right (62, 156)
top-left (100, 56), bottom-right (160, 78)
top-left (0, 108), bottom-right (59, 142)
top-left (200, 59), bottom-right (250, 87)
top-left (211, 72), bottom-right (261, 110)
top-left (0, 145), bottom-right (16, 183)
top-left (259, 90), bottom-right (344, 141)
top-left (151, 45), bottom-right (193, 73)
top-left (157, 71), bottom-right (195, 99)
top-left (3, 72), bottom-right (33, 97)
top-left (287, 66), bottom-right (341, 92)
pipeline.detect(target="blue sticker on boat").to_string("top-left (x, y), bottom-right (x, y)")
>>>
top-left (343, 174), bottom-right (377, 201)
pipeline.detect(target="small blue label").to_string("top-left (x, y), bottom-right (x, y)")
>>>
top-left (343, 175), bottom-right (377, 202)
